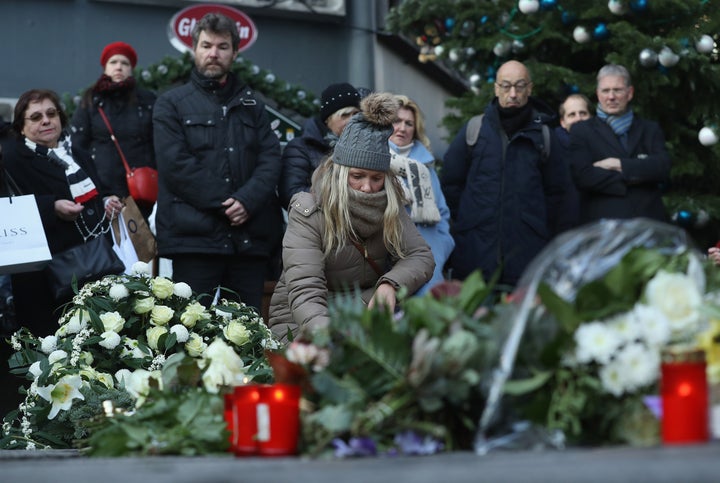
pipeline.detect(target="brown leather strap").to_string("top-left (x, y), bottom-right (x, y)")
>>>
top-left (351, 240), bottom-right (384, 277)
top-left (97, 106), bottom-right (132, 176)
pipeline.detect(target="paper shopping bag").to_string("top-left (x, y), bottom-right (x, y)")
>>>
top-left (112, 196), bottom-right (157, 263)
top-left (0, 195), bottom-right (52, 275)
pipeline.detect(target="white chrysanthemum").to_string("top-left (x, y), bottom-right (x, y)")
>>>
top-left (131, 261), bottom-right (152, 276)
top-left (169, 324), bottom-right (190, 343)
top-left (574, 321), bottom-right (623, 364)
top-left (608, 311), bottom-right (643, 345)
top-left (99, 331), bottom-right (122, 350)
top-left (100, 311), bottom-right (125, 333)
top-left (599, 361), bottom-right (627, 397)
top-left (40, 336), bottom-right (57, 354)
top-left (645, 271), bottom-right (703, 336)
top-left (173, 282), bottom-right (192, 299)
top-left (35, 375), bottom-right (85, 419)
top-left (615, 342), bottom-right (660, 391)
top-left (109, 284), bottom-right (130, 301)
top-left (48, 349), bottom-right (68, 364)
top-left (633, 304), bottom-right (671, 348)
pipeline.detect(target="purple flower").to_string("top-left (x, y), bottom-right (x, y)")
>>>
top-left (332, 437), bottom-right (377, 458)
top-left (394, 431), bottom-right (444, 455)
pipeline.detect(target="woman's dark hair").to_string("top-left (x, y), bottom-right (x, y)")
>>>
top-left (12, 89), bottom-right (68, 135)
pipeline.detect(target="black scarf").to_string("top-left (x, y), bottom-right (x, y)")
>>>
top-left (498, 103), bottom-right (533, 136)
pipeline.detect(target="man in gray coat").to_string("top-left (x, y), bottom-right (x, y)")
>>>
top-left (153, 12), bottom-right (283, 310)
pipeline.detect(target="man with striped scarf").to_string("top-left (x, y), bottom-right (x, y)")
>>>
top-left (568, 64), bottom-right (671, 224)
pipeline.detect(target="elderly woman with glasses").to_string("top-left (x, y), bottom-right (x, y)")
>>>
top-left (4, 89), bottom-right (122, 334)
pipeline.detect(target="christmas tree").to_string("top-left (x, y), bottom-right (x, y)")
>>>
top-left (386, 0), bottom-right (720, 244)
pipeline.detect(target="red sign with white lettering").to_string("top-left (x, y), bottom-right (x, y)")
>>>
top-left (168, 4), bottom-right (258, 53)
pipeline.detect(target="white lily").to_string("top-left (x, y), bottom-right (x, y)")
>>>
top-left (35, 375), bottom-right (85, 419)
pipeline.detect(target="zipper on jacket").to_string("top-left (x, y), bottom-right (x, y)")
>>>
top-left (222, 105), bottom-right (228, 117)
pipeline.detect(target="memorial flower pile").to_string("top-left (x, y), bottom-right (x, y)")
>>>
top-left (1, 262), bottom-right (277, 451)
top-left (495, 223), bottom-right (720, 448)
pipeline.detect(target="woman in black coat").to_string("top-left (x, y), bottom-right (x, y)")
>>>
top-left (71, 41), bottom-right (156, 218)
top-left (5, 89), bottom-right (122, 335)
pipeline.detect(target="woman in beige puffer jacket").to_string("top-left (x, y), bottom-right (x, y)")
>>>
top-left (269, 93), bottom-right (435, 342)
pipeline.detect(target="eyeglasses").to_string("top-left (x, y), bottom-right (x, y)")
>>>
top-left (495, 81), bottom-right (532, 93)
top-left (25, 108), bottom-right (59, 123)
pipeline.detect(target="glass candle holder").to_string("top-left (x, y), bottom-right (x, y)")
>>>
top-left (661, 347), bottom-right (709, 444)
top-left (256, 384), bottom-right (302, 456)
top-left (231, 385), bottom-right (262, 455)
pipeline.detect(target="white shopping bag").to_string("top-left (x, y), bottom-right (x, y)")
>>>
top-left (112, 212), bottom-right (140, 274)
top-left (0, 195), bottom-right (52, 275)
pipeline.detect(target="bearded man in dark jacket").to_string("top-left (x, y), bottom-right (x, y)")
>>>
top-left (441, 60), bottom-right (572, 287)
top-left (152, 12), bottom-right (283, 310)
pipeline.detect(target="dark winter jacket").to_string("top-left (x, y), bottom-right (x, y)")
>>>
top-left (152, 69), bottom-right (284, 259)
top-left (71, 87), bottom-right (156, 197)
top-left (569, 116), bottom-right (670, 224)
top-left (441, 98), bottom-right (571, 285)
top-left (278, 116), bottom-right (331, 208)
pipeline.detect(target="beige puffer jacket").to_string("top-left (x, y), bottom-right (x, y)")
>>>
top-left (269, 191), bottom-right (434, 341)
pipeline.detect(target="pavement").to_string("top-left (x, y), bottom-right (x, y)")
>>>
top-left (1, 443), bottom-right (719, 483)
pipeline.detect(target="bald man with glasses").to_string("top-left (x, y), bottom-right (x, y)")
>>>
top-left (441, 60), bottom-right (572, 288)
top-left (569, 64), bottom-right (671, 224)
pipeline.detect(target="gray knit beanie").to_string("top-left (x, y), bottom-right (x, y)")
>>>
top-left (333, 92), bottom-right (399, 172)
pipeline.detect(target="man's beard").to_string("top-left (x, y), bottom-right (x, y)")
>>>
top-left (197, 62), bottom-right (228, 79)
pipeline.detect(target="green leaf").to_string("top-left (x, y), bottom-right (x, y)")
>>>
top-left (503, 370), bottom-right (553, 396)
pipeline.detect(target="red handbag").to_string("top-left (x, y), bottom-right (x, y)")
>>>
top-left (97, 106), bottom-right (159, 206)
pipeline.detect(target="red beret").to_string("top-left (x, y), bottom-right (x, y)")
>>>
top-left (100, 41), bottom-right (137, 68)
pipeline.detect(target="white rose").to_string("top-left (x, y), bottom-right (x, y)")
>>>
top-left (645, 271), bottom-right (703, 337)
top-left (223, 321), bottom-right (251, 346)
top-left (184, 333), bottom-right (207, 357)
top-left (146, 326), bottom-right (168, 351)
top-left (99, 331), bottom-right (122, 350)
top-left (169, 324), bottom-right (190, 343)
top-left (151, 277), bottom-right (175, 299)
top-left (109, 284), bottom-right (130, 301)
top-left (48, 350), bottom-right (68, 364)
top-left (151, 305), bottom-right (174, 326)
top-left (201, 339), bottom-right (245, 393)
top-left (100, 311), bottom-right (125, 333)
top-left (40, 335), bottom-right (58, 354)
top-left (29, 361), bottom-right (43, 379)
top-left (131, 261), bottom-right (152, 276)
top-left (180, 302), bottom-right (208, 328)
top-left (65, 309), bottom-right (90, 334)
top-left (134, 297), bottom-right (156, 314)
top-left (173, 282), bottom-right (192, 299)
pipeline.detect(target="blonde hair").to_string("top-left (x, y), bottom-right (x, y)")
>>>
top-left (311, 157), bottom-right (407, 258)
top-left (394, 94), bottom-right (431, 150)
top-left (325, 106), bottom-right (360, 127)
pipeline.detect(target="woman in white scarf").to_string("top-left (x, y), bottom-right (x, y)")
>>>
top-left (388, 95), bottom-right (454, 295)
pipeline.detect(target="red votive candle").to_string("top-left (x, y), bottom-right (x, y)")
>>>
top-left (232, 385), bottom-right (262, 455)
top-left (661, 348), bottom-right (709, 444)
top-left (256, 384), bottom-right (302, 456)
top-left (223, 393), bottom-right (234, 451)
